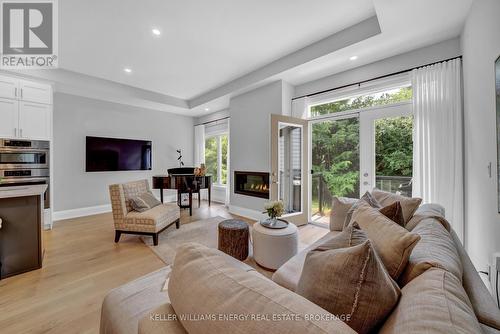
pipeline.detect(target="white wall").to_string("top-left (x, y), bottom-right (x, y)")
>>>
top-left (229, 81), bottom-right (285, 214)
top-left (53, 93), bottom-right (194, 214)
top-left (461, 0), bottom-right (500, 272)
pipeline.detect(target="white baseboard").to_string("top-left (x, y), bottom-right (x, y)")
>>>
top-left (229, 205), bottom-right (266, 221)
top-left (53, 204), bottom-right (112, 221)
top-left (53, 195), bottom-right (178, 222)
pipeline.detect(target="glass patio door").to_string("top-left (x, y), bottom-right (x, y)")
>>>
top-left (310, 115), bottom-right (360, 225)
top-left (359, 103), bottom-right (413, 195)
top-left (310, 102), bottom-right (413, 225)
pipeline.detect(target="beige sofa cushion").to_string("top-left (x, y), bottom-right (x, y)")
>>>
top-left (406, 203), bottom-right (450, 232)
top-left (351, 201), bottom-right (420, 279)
top-left (399, 218), bottom-right (463, 286)
top-left (372, 188), bottom-right (422, 224)
top-left (272, 231), bottom-right (340, 291)
top-left (330, 197), bottom-right (358, 231)
top-left (379, 268), bottom-right (482, 334)
top-left (169, 243), bottom-right (356, 334)
top-left (297, 224), bottom-right (400, 334)
top-left (139, 303), bottom-right (187, 334)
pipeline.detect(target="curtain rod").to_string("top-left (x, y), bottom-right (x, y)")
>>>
top-left (195, 116), bottom-right (230, 126)
top-left (292, 55), bottom-right (463, 101)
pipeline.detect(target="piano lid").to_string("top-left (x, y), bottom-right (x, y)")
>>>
top-left (167, 167), bottom-right (195, 175)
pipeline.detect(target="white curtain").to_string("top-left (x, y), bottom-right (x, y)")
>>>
top-left (194, 124), bottom-right (205, 166)
top-left (412, 58), bottom-right (463, 240)
top-left (225, 119), bottom-right (231, 206)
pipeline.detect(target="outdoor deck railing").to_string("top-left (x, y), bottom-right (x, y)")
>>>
top-left (311, 173), bottom-right (412, 217)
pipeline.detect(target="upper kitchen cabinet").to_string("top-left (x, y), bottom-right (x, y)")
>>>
top-left (19, 80), bottom-right (53, 105)
top-left (0, 98), bottom-right (19, 138)
top-left (0, 76), bottom-right (53, 105)
top-left (0, 75), bottom-right (53, 140)
top-left (0, 76), bottom-right (19, 100)
top-left (19, 102), bottom-right (52, 140)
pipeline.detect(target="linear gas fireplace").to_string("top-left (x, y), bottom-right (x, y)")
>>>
top-left (234, 171), bottom-right (269, 199)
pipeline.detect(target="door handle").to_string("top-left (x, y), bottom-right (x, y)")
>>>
top-left (14, 128), bottom-right (17, 137)
top-left (20, 128), bottom-right (23, 137)
top-left (20, 88), bottom-right (23, 99)
top-left (14, 87), bottom-right (17, 97)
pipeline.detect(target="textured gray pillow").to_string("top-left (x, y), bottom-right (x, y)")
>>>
top-left (130, 192), bottom-right (161, 212)
top-left (297, 222), bottom-right (401, 334)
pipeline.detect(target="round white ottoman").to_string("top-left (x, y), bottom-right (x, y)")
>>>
top-left (252, 221), bottom-right (298, 270)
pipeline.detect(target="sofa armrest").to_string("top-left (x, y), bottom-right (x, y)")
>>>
top-left (450, 230), bottom-right (500, 330)
top-left (100, 267), bottom-right (171, 334)
top-left (139, 303), bottom-right (187, 334)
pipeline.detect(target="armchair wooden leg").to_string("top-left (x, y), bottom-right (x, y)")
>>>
top-left (153, 233), bottom-right (159, 246)
top-left (175, 218), bottom-right (180, 229)
top-left (114, 231), bottom-right (122, 243)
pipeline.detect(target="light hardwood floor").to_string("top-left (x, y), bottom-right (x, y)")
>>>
top-left (0, 202), bottom-right (329, 334)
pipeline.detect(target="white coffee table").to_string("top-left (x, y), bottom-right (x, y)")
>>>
top-left (252, 221), bottom-right (298, 270)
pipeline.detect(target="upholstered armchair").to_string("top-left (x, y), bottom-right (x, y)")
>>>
top-left (109, 179), bottom-right (180, 246)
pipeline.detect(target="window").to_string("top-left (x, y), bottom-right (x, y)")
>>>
top-left (310, 86), bottom-right (412, 117)
top-left (309, 83), bottom-right (413, 226)
top-left (205, 134), bottom-right (228, 186)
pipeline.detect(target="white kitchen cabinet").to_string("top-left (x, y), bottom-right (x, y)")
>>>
top-left (0, 76), bottom-right (19, 100)
top-left (19, 102), bottom-right (52, 140)
top-left (0, 75), bottom-right (52, 140)
top-left (0, 98), bottom-right (19, 138)
top-left (20, 80), bottom-right (53, 104)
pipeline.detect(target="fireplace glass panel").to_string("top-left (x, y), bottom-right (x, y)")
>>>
top-left (234, 171), bottom-right (269, 198)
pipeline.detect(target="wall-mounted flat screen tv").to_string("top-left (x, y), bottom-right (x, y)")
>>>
top-left (86, 136), bottom-right (152, 172)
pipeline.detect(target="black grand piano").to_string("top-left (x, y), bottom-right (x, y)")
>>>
top-left (152, 168), bottom-right (211, 216)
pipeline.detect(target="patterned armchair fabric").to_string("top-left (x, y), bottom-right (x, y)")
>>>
top-left (109, 180), bottom-right (180, 233)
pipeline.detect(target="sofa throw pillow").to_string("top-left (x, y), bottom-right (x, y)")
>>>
top-left (330, 197), bottom-right (358, 231)
top-left (371, 188), bottom-right (422, 225)
top-left (130, 192), bottom-right (161, 212)
top-left (343, 192), bottom-right (405, 229)
top-left (297, 223), bottom-right (401, 334)
top-left (379, 201), bottom-right (405, 227)
top-left (350, 201), bottom-right (421, 279)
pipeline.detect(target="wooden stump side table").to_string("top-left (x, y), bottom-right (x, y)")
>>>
top-left (218, 219), bottom-right (249, 261)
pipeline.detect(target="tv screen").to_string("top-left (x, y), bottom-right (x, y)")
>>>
top-left (86, 136), bottom-right (152, 172)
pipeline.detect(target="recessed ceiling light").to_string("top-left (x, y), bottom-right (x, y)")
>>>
top-left (204, 108), bottom-right (210, 112)
top-left (152, 28), bottom-right (161, 36)
top-left (124, 68), bottom-right (132, 73)
top-left (349, 56), bottom-right (358, 61)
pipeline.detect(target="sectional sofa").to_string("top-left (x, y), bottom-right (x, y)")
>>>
top-left (100, 204), bottom-right (500, 333)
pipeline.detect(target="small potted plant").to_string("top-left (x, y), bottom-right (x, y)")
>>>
top-left (263, 200), bottom-right (284, 226)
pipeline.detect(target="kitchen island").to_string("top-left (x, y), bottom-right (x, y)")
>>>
top-left (0, 184), bottom-right (47, 279)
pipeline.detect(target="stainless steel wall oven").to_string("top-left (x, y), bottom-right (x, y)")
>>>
top-left (0, 139), bottom-right (50, 209)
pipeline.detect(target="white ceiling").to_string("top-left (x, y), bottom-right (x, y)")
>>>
top-left (55, 0), bottom-right (474, 116)
top-left (60, 0), bottom-right (375, 100)
top-left (279, 0), bottom-right (474, 87)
